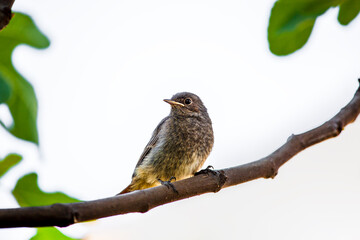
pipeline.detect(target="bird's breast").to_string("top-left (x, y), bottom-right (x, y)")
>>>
top-left (147, 116), bottom-right (213, 179)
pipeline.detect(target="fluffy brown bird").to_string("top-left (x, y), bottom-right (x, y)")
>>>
top-left (119, 92), bottom-right (214, 194)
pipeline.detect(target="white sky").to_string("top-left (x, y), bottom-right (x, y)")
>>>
top-left (1, 0), bottom-right (360, 239)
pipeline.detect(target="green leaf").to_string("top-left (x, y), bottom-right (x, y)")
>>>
top-left (338, 0), bottom-right (360, 25)
top-left (30, 227), bottom-right (79, 240)
top-left (268, 0), bottom-right (342, 55)
top-left (0, 153), bottom-right (22, 178)
top-left (0, 12), bottom-right (50, 144)
top-left (0, 76), bottom-right (11, 103)
top-left (12, 173), bottom-right (81, 207)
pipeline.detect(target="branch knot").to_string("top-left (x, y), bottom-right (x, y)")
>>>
top-left (214, 170), bottom-right (227, 192)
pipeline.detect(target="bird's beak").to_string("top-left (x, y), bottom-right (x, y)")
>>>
top-left (163, 99), bottom-right (185, 107)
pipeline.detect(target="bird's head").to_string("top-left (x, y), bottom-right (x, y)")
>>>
top-left (164, 92), bottom-right (208, 117)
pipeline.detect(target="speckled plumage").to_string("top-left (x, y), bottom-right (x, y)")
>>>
top-left (120, 92), bottom-right (214, 194)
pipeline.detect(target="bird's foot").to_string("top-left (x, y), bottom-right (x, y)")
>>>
top-left (158, 177), bottom-right (178, 194)
top-left (195, 165), bottom-right (217, 176)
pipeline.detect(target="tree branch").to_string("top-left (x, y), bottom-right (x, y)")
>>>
top-left (0, 0), bottom-right (14, 30)
top-left (1, 80), bottom-right (360, 228)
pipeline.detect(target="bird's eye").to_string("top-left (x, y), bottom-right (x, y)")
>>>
top-left (185, 98), bottom-right (192, 105)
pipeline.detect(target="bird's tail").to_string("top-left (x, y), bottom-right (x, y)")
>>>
top-left (117, 179), bottom-right (158, 195)
top-left (117, 184), bottom-right (133, 195)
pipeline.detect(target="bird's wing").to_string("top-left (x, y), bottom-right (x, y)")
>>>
top-left (132, 116), bottom-right (171, 177)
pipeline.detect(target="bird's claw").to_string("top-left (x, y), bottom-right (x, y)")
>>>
top-left (195, 165), bottom-right (217, 176)
top-left (168, 176), bottom-right (176, 182)
top-left (158, 177), bottom-right (178, 194)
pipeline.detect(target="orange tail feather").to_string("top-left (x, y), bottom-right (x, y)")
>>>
top-left (117, 184), bottom-right (133, 195)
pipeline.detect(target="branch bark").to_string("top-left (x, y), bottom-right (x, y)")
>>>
top-left (0, 0), bottom-right (14, 30)
top-left (1, 80), bottom-right (360, 228)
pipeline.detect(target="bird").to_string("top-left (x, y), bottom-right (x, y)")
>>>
top-left (119, 92), bottom-right (214, 194)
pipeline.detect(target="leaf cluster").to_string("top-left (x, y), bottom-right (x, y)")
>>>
top-left (0, 13), bottom-right (81, 240)
top-left (268, 0), bottom-right (360, 55)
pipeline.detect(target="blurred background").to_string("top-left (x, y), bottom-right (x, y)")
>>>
top-left (1, 0), bottom-right (360, 239)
